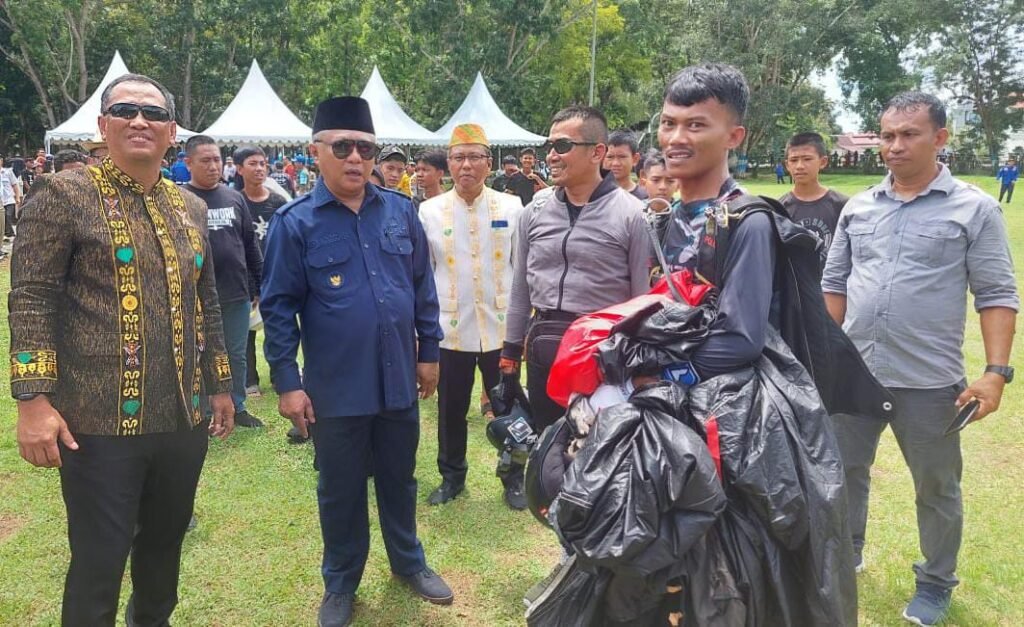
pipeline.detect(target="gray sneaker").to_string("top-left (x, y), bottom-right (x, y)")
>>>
top-left (903, 583), bottom-right (952, 626)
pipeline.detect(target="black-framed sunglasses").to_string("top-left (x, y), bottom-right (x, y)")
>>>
top-left (104, 102), bottom-right (172, 122)
top-left (541, 138), bottom-right (599, 155)
top-left (316, 139), bottom-right (380, 161)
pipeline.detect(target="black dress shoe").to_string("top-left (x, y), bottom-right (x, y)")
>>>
top-left (397, 567), bottom-right (454, 605)
top-left (503, 476), bottom-right (527, 510)
top-left (234, 410), bottom-right (264, 428)
top-left (287, 425), bottom-right (310, 444)
top-left (427, 481), bottom-right (465, 505)
top-left (318, 592), bottom-right (354, 627)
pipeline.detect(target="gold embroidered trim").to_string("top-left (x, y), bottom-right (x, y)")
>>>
top-left (89, 164), bottom-right (145, 435)
top-left (214, 354), bottom-right (232, 382)
top-left (440, 190), bottom-right (508, 350)
top-left (163, 179), bottom-right (207, 424)
top-left (10, 350), bottom-right (57, 382)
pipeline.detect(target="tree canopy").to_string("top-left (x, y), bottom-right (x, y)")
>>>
top-left (1, 0), bottom-right (1021, 158)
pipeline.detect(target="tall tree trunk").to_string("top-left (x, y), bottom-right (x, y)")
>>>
top-left (182, 25), bottom-right (196, 127)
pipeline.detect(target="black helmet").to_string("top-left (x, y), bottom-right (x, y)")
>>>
top-left (524, 418), bottom-right (573, 527)
top-left (487, 400), bottom-right (535, 467)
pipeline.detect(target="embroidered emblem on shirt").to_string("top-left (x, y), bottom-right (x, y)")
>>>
top-left (9, 349), bottom-right (57, 382)
top-left (329, 274), bottom-right (343, 288)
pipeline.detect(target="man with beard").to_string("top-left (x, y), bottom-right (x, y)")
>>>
top-left (501, 105), bottom-right (651, 431)
top-left (260, 96), bottom-right (451, 627)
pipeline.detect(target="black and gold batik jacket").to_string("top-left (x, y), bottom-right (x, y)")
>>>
top-left (8, 158), bottom-right (232, 435)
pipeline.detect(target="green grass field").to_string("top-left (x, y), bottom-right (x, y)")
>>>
top-left (0, 174), bottom-right (1021, 626)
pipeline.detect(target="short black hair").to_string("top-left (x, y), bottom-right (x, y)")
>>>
top-left (501, 155), bottom-right (518, 166)
top-left (519, 148), bottom-right (536, 157)
top-left (184, 134), bottom-right (218, 157)
top-left (641, 150), bottom-right (667, 173)
top-left (101, 73), bottom-right (176, 120)
top-left (550, 105), bottom-right (609, 143)
top-left (883, 91), bottom-right (946, 129)
top-left (54, 149), bottom-right (86, 171)
top-left (415, 149), bottom-right (448, 174)
top-left (608, 129), bottom-right (639, 154)
top-left (232, 147), bottom-right (266, 169)
top-left (664, 63), bottom-right (749, 123)
top-left (786, 132), bottom-right (827, 158)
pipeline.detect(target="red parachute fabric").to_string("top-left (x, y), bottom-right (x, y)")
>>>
top-left (546, 270), bottom-right (712, 407)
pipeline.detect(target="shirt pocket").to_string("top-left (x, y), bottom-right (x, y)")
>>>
top-left (379, 232), bottom-right (414, 288)
top-left (845, 223), bottom-right (877, 262)
top-left (907, 222), bottom-right (963, 266)
top-left (306, 241), bottom-right (353, 304)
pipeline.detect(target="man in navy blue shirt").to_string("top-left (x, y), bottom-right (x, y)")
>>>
top-left (996, 157), bottom-right (1018, 203)
top-left (260, 96), bottom-right (451, 627)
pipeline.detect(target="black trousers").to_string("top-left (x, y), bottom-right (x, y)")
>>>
top-left (311, 408), bottom-right (426, 594)
top-left (525, 314), bottom-right (575, 433)
top-left (999, 182), bottom-right (1015, 203)
top-left (246, 330), bottom-right (260, 387)
top-left (58, 422), bottom-right (209, 627)
top-left (437, 348), bottom-right (501, 485)
top-left (4, 201), bottom-right (15, 236)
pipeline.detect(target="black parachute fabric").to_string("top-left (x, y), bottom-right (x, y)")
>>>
top-left (595, 302), bottom-right (716, 385)
top-left (685, 329), bottom-right (858, 626)
top-left (537, 382), bottom-right (726, 623)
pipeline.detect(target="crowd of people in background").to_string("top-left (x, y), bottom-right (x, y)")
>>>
top-left (3, 62), bottom-right (1021, 627)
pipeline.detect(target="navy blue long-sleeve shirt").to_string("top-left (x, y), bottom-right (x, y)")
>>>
top-left (259, 179), bottom-right (442, 418)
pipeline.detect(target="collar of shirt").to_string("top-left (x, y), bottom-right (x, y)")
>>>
top-left (674, 176), bottom-right (740, 219)
top-left (874, 163), bottom-right (956, 201)
top-left (100, 157), bottom-right (153, 195)
top-left (310, 176), bottom-right (381, 212)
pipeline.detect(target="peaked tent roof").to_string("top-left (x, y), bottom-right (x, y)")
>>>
top-left (45, 51), bottom-right (196, 147)
top-left (360, 67), bottom-right (444, 146)
top-left (201, 59), bottom-right (311, 146)
top-left (433, 72), bottom-right (545, 147)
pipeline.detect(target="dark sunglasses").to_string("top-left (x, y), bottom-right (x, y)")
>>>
top-left (104, 102), bottom-right (172, 122)
top-left (542, 138), bottom-right (599, 155)
top-left (316, 139), bottom-right (380, 161)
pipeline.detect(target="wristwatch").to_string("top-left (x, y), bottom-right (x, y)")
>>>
top-left (985, 365), bottom-right (1014, 383)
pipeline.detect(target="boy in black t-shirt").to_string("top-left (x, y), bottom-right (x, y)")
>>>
top-left (778, 132), bottom-right (848, 268)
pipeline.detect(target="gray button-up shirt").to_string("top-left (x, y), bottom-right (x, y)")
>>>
top-left (822, 165), bottom-right (1018, 389)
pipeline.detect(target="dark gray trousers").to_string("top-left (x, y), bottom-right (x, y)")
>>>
top-left (833, 383), bottom-right (964, 589)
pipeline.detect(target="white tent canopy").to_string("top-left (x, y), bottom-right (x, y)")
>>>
top-left (433, 72), bottom-right (545, 147)
top-left (45, 50), bottom-right (196, 151)
top-left (360, 66), bottom-right (444, 146)
top-left (201, 59), bottom-right (311, 146)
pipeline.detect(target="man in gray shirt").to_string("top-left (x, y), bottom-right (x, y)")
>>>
top-left (500, 105), bottom-right (651, 437)
top-left (823, 92), bottom-right (1018, 626)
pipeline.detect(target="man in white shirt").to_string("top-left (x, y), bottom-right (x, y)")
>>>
top-left (418, 124), bottom-right (525, 509)
top-left (0, 154), bottom-right (22, 253)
